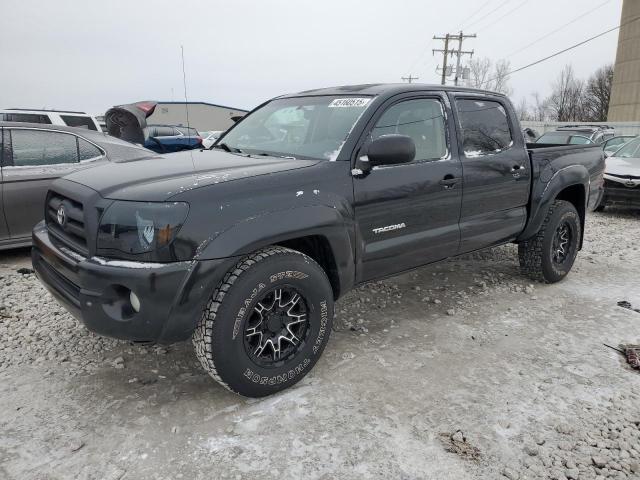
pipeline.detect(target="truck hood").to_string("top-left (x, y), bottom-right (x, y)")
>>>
top-left (606, 156), bottom-right (640, 178)
top-left (63, 149), bottom-right (320, 201)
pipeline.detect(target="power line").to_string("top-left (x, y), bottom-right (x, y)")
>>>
top-left (504, 0), bottom-right (612, 59)
top-left (463, 0), bottom-right (511, 30)
top-left (475, 0), bottom-right (528, 33)
top-left (481, 16), bottom-right (640, 88)
top-left (453, 0), bottom-right (493, 31)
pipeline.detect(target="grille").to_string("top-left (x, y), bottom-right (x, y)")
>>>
top-left (605, 179), bottom-right (640, 190)
top-left (46, 191), bottom-right (89, 256)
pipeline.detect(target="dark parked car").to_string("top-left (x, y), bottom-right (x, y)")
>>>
top-left (144, 125), bottom-right (203, 153)
top-left (536, 125), bottom-right (615, 145)
top-left (596, 136), bottom-right (640, 210)
top-left (0, 122), bottom-right (154, 250)
top-left (32, 84), bottom-right (604, 397)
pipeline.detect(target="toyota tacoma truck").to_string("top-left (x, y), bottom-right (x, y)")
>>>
top-left (32, 84), bottom-right (605, 397)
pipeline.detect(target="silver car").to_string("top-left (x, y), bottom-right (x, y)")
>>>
top-left (0, 122), bottom-right (155, 249)
top-left (597, 136), bottom-right (640, 211)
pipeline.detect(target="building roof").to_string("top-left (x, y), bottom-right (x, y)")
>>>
top-left (156, 101), bottom-right (249, 112)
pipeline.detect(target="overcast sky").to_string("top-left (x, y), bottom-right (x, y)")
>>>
top-left (0, 0), bottom-right (623, 115)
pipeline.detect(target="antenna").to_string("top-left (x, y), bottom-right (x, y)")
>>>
top-left (180, 45), bottom-right (197, 172)
top-left (181, 45), bottom-right (192, 131)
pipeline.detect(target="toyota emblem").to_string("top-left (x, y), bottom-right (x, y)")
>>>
top-left (57, 205), bottom-right (66, 226)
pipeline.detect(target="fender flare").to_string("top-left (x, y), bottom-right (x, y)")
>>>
top-left (517, 165), bottom-right (589, 243)
top-left (197, 205), bottom-right (356, 297)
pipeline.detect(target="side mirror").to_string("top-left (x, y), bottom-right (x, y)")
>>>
top-left (367, 134), bottom-right (416, 167)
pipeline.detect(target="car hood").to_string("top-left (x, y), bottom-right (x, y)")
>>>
top-left (606, 156), bottom-right (640, 177)
top-left (63, 149), bottom-right (320, 201)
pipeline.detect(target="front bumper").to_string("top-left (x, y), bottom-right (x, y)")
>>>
top-left (602, 176), bottom-right (640, 207)
top-left (32, 222), bottom-right (236, 344)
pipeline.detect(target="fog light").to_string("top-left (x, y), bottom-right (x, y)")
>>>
top-left (129, 291), bottom-right (141, 313)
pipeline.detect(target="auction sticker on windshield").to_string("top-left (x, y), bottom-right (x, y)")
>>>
top-left (328, 98), bottom-right (371, 108)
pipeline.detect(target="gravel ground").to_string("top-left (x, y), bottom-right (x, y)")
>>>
top-left (1, 208), bottom-right (639, 480)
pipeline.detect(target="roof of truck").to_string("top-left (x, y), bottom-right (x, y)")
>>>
top-left (285, 83), bottom-right (505, 98)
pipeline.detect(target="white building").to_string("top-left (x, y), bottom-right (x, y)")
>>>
top-left (147, 101), bottom-right (249, 132)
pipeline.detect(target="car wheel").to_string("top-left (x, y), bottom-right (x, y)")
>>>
top-left (518, 200), bottom-right (581, 284)
top-left (192, 246), bottom-right (334, 397)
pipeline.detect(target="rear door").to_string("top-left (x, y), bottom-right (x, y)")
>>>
top-left (2, 128), bottom-right (84, 240)
top-left (353, 93), bottom-right (463, 281)
top-left (0, 128), bottom-right (10, 244)
top-left (451, 94), bottom-right (531, 253)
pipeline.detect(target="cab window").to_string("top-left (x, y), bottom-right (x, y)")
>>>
top-left (371, 98), bottom-right (448, 162)
top-left (456, 99), bottom-right (513, 157)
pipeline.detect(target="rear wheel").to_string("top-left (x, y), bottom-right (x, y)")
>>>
top-left (192, 246), bottom-right (334, 397)
top-left (518, 200), bottom-right (581, 283)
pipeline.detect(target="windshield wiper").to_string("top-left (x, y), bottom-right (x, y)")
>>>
top-left (213, 142), bottom-right (242, 153)
top-left (253, 152), bottom-right (297, 160)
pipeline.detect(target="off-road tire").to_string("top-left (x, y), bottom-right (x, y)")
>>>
top-left (518, 200), bottom-right (581, 284)
top-left (192, 246), bottom-right (334, 397)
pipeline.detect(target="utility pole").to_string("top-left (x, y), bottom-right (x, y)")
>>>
top-left (433, 34), bottom-right (450, 86)
top-left (433, 32), bottom-right (476, 86)
top-left (401, 74), bottom-right (419, 83)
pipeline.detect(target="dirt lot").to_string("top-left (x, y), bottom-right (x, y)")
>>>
top-left (1, 209), bottom-right (640, 480)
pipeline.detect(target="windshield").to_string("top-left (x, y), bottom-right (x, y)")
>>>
top-left (218, 95), bottom-right (373, 160)
top-left (612, 137), bottom-right (640, 159)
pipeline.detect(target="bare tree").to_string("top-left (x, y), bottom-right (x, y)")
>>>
top-left (468, 57), bottom-right (492, 90)
top-left (467, 57), bottom-right (513, 96)
top-left (547, 65), bottom-right (585, 122)
top-left (530, 92), bottom-right (549, 121)
top-left (583, 64), bottom-right (614, 122)
top-left (515, 97), bottom-right (532, 121)
top-left (492, 60), bottom-right (513, 97)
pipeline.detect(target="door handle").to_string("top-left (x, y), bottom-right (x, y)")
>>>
top-left (511, 165), bottom-right (525, 178)
top-left (439, 175), bottom-right (459, 189)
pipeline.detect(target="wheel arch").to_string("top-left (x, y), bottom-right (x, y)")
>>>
top-left (196, 205), bottom-right (356, 299)
top-left (518, 165), bottom-right (589, 248)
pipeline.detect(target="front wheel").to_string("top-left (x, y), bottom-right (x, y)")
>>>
top-left (518, 200), bottom-right (581, 283)
top-left (192, 246), bottom-right (334, 397)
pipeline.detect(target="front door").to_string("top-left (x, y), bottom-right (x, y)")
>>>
top-left (353, 95), bottom-right (463, 282)
top-left (451, 95), bottom-right (531, 253)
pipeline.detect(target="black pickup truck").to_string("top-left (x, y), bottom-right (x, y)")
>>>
top-left (32, 84), bottom-right (604, 397)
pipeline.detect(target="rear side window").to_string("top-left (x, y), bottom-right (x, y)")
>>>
top-left (456, 99), bottom-right (513, 157)
top-left (61, 115), bottom-right (98, 131)
top-left (78, 137), bottom-right (103, 161)
top-left (568, 135), bottom-right (591, 145)
top-left (176, 126), bottom-right (198, 136)
top-left (2, 112), bottom-right (52, 124)
top-left (10, 129), bottom-right (79, 166)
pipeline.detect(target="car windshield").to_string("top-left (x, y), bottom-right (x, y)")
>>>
top-left (611, 137), bottom-right (640, 159)
top-left (218, 95), bottom-right (373, 160)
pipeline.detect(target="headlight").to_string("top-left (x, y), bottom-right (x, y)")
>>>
top-left (97, 201), bottom-right (189, 261)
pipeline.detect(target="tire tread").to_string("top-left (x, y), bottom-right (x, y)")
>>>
top-left (192, 246), bottom-right (327, 395)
